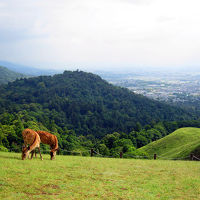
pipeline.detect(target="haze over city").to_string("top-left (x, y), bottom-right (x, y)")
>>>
top-left (0, 0), bottom-right (200, 72)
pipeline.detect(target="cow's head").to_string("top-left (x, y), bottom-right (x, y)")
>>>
top-left (50, 148), bottom-right (58, 160)
top-left (22, 145), bottom-right (30, 160)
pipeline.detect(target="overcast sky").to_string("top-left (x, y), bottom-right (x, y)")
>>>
top-left (0, 0), bottom-right (200, 71)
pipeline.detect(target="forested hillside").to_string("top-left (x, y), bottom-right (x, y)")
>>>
top-left (0, 66), bottom-right (26, 84)
top-left (0, 70), bottom-right (196, 136)
top-left (0, 70), bottom-right (199, 156)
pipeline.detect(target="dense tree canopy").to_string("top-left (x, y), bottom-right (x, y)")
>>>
top-left (0, 70), bottom-right (197, 137)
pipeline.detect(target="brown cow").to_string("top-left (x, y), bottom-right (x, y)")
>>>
top-left (36, 130), bottom-right (59, 160)
top-left (22, 128), bottom-right (43, 160)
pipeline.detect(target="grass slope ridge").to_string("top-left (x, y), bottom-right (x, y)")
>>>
top-left (139, 127), bottom-right (200, 159)
top-left (0, 66), bottom-right (26, 84)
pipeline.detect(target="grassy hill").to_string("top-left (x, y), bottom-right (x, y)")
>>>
top-left (0, 151), bottom-right (200, 200)
top-left (0, 66), bottom-right (26, 84)
top-left (139, 127), bottom-right (200, 159)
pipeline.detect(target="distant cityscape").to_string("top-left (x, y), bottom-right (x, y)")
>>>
top-left (98, 71), bottom-right (200, 104)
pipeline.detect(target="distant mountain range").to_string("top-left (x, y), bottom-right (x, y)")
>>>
top-left (0, 66), bottom-right (26, 84)
top-left (0, 60), bottom-right (62, 76)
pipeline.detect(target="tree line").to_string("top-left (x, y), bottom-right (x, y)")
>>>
top-left (1, 111), bottom-right (200, 158)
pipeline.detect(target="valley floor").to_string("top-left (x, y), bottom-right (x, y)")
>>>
top-left (0, 152), bottom-right (200, 200)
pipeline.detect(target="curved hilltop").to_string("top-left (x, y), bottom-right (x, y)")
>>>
top-left (139, 127), bottom-right (200, 159)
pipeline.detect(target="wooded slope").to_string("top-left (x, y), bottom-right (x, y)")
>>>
top-left (0, 70), bottom-right (197, 137)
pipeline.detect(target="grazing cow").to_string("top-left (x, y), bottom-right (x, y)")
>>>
top-left (22, 128), bottom-right (43, 160)
top-left (36, 130), bottom-right (59, 160)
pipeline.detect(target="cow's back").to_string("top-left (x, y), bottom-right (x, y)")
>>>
top-left (36, 131), bottom-right (53, 145)
top-left (22, 128), bottom-right (37, 145)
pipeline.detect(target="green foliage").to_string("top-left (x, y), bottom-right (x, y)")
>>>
top-left (103, 132), bottom-right (120, 149)
top-left (98, 143), bottom-right (110, 156)
top-left (136, 134), bottom-right (149, 148)
top-left (0, 145), bottom-right (8, 152)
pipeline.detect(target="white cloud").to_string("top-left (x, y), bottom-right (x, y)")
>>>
top-left (0, 0), bottom-right (200, 70)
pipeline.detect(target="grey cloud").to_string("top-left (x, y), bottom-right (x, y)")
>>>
top-left (0, 0), bottom-right (200, 71)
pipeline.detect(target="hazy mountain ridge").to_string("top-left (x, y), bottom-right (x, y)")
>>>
top-left (0, 66), bottom-right (26, 84)
top-left (0, 61), bottom-right (62, 76)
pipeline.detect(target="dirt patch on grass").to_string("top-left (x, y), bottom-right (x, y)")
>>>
top-left (43, 184), bottom-right (60, 189)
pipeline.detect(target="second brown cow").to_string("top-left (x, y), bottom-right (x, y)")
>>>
top-left (36, 130), bottom-right (59, 160)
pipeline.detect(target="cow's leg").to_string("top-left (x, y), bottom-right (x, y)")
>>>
top-left (38, 147), bottom-right (43, 160)
top-left (31, 150), bottom-right (34, 159)
top-left (35, 150), bottom-right (37, 158)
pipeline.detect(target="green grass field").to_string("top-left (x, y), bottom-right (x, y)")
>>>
top-left (0, 151), bottom-right (200, 199)
top-left (139, 127), bottom-right (200, 160)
